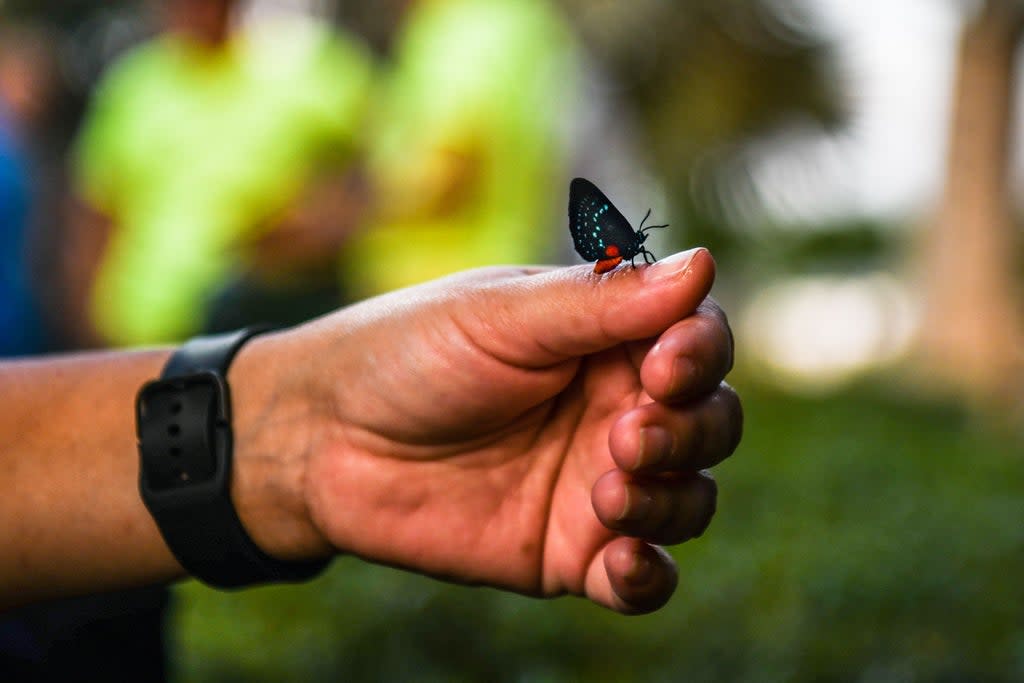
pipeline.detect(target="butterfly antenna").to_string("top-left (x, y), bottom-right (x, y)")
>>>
top-left (637, 208), bottom-right (652, 231)
top-left (638, 208), bottom-right (668, 233)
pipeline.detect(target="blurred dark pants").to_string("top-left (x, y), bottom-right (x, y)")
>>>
top-left (0, 586), bottom-right (169, 682)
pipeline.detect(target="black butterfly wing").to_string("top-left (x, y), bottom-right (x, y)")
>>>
top-left (568, 178), bottom-right (637, 261)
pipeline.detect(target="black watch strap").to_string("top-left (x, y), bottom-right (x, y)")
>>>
top-left (137, 328), bottom-right (329, 588)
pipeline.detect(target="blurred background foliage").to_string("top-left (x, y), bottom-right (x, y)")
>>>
top-left (3, 0), bottom-right (1024, 680)
top-left (171, 380), bottom-right (1024, 682)
top-left (563, 0), bottom-right (847, 264)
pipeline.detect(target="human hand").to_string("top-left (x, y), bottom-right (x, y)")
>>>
top-left (235, 248), bottom-right (741, 614)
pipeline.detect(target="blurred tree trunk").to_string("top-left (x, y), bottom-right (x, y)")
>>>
top-left (918, 0), bottom-right (1024, 401)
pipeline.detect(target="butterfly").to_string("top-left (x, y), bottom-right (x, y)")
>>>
top-left (568, 177), bottom-right (668, 274)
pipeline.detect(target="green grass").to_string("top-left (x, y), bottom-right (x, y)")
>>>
top-left (171, 378), bottom-right (1024, 682)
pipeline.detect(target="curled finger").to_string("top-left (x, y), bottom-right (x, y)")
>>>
top-left (609, 382), bottom-right (743, 473)
top-left (641, 298), bottom-right (734, 403)
top-left (591, 468), bottom-right (717, 545)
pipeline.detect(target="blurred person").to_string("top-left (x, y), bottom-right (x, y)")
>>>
top-left (0, 26), bottom-right (55, 357)
top-left (342, 0), bottom-right (579, 297)
top-left (0, 22), bottom-right (91, 356)
top-left (65, 0), bottom-right (373, 348)
top-left (0, 250), bottom-right (742, 619)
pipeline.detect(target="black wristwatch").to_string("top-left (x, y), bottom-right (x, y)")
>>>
top-left (136, 327), bottom-right (329, 588)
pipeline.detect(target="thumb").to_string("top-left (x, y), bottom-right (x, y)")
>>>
top-left (458, 248), bottom-right (714, 367)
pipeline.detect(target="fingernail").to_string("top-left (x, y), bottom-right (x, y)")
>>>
top-left (693, 470), bottom-right (717, 537)
top-left (694, 505), bottom-right (715, 538)
top-left (645, 247), bottom-right (703, 284)
top-left (617, 484), bottom-right (653, 522)
top-left (670, 357), bottom-right (699, 396)
top-left (623, 551), bottom-right (654, 586)
top-left (636, 426), bottom-right (674, 470)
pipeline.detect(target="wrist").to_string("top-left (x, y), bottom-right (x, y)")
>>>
top-left (227, 329), bottom-right (334, 561)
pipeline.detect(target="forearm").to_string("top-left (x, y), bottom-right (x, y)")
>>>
top-left (0, 333), bottom-right (331, 610)
top-left (0, 349), bottom-right (177, 608)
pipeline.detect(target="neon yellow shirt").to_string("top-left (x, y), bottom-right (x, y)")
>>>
top-left (74, 20), bottom-right (372, 345)
top-left (343, 0), bottom-right (578, 297)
